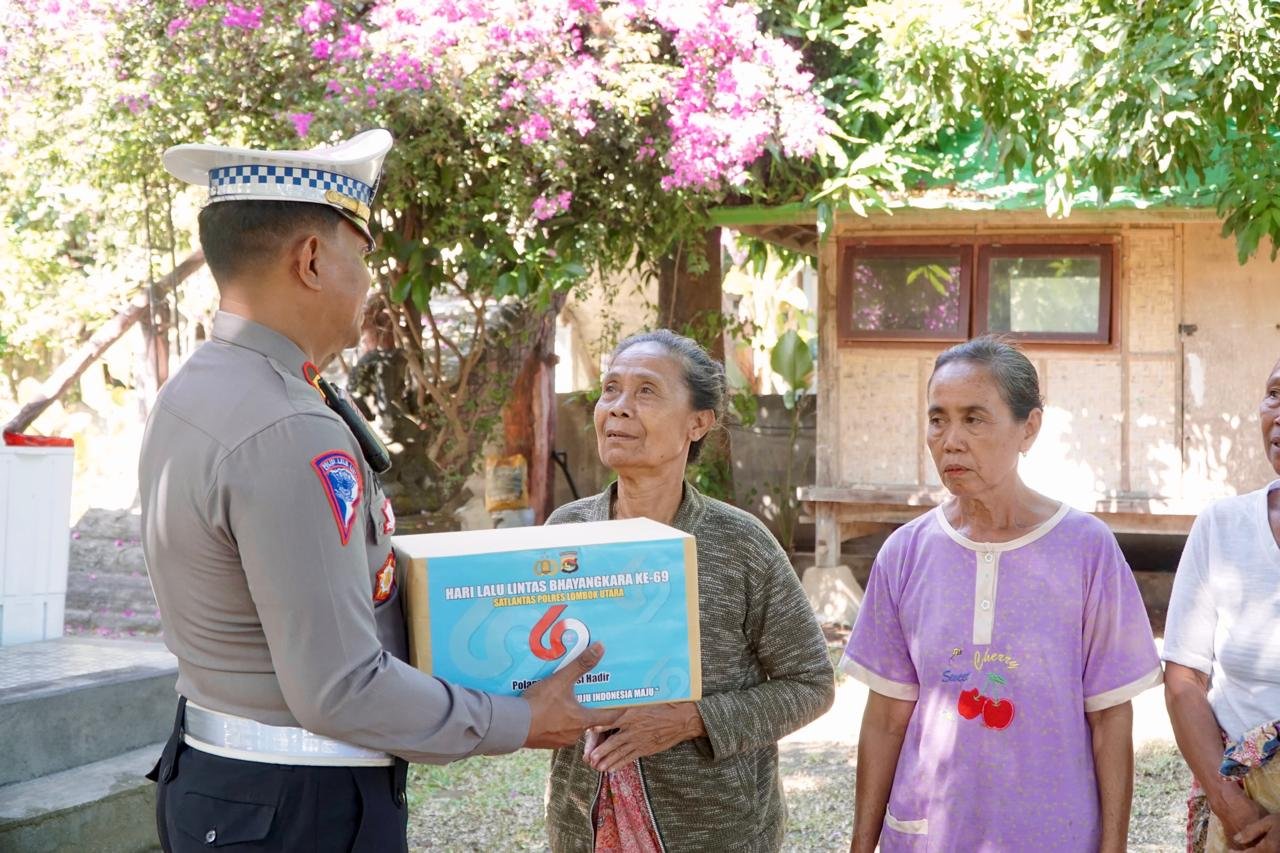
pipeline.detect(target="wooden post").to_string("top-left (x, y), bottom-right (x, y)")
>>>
top-left (657, 228), bottom-right (735, 499)
top-left (500, 297), bottom-right (563, 524)
top-left (814, 506), bottom-right (840, 568)
top-left (814, 222), bottom-right (842, 565)
top-left (658, 228), bottom-right (725, 359)
top-left (530, 348), bottom-right (556, 523)
top-left (140, 298), bottom-right (172, 406)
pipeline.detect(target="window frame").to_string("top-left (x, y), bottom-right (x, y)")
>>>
top-left (974, 243), bottom-right (1114, 344)
top-left (836, 238), bottom-right (1117, 346)
top-left (836, 243), bottom-right (973, 343)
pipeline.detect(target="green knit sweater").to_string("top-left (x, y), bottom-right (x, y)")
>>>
top-left (544, 483), bottom-right (835, 853)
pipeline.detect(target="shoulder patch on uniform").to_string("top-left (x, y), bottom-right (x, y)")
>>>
top-left (373, 552), bottom-right (396, 603)
top-left (381, 497), bottom-right (396, 536)
top-left (311, 450), bottom-right (363, 545)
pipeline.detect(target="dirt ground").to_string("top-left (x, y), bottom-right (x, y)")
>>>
top-left (406, 636), bottom-right (1190, 852)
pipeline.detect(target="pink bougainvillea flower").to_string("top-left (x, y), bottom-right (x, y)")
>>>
top-left (289, 112), bottom-right (314, 137)
top-left (221, 3), bottom-right (263, 31)
top-left (332, 22), bottom-right (366, 61)
top-left (297, 0), bottom-right (335, 33)
top-left (532, 189), bottom-right (573, 220)
top-left (165, 16), bottom-right (190, 38)
top-left (518, 112), bottom-right (552, 145)
top-left (278, 0), bottom-right (826, 196)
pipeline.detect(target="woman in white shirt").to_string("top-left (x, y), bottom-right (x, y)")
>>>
top-left (1165, 358), bottom-right (1280, 853)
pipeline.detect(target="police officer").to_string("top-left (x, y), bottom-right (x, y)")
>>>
top-left (141, 130), bottom-right (614, 851)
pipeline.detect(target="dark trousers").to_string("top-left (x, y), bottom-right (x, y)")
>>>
top-left (148, 698), bottom-right (409, 852)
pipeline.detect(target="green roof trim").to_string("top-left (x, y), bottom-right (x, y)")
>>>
top-left (708, 179), bottom-right (1220, 228)
top-left (708, 202), bottom-right (817, 227)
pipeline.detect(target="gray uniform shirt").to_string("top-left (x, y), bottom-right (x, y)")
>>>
top-left (139, 311), bottom-right (530, 762)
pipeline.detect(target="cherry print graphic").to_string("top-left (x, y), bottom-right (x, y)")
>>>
top-left (957, 687), bottom-right (987, 720)
top-left (983, 698), bottom-right (1015, 730)
top-left (979, 673), bottom-right (1015, 730)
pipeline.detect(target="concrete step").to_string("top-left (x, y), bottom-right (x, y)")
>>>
top-left (70, 508), bottom-right (143, 544)
top-left (0, 742), bottom-right (162, 853)
top-left (0, 637), bottom-right (177, 786)
top-left (66, 572), bottom-right (159, 615)
top-left (64, 608), bottom-right (164, 638)
top-left (69, 508), bottom-right (146, 577)
top-left (68, 537), bottom-right (147, 577)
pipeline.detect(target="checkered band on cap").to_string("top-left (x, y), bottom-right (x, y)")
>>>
top-left (207, 165), bottom-right (374, 205)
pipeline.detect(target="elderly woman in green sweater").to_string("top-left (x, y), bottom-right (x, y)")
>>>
top-left (544, 329), bottom-right (835, 853)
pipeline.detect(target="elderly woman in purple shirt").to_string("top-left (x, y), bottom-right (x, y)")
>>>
top-left (842, 336), bottom-right (1163, 852)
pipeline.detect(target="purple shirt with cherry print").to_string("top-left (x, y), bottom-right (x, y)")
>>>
top-left (842, 504), bottom-right (1162, 852)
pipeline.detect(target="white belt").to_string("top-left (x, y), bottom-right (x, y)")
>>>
top-left (183, 701), bottom-right (395, 767)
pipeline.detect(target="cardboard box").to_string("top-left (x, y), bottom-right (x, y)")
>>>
top-left (395, 518), bottom-right (701, 707)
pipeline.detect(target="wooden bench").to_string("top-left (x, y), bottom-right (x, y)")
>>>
top-left (800, 485), bottom-right (1196, 569)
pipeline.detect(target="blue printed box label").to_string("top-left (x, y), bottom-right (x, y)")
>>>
top-left (416, 534), bottom-right (699, 707)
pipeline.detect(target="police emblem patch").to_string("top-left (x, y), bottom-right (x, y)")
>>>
top-left (311, 450), bottom-right (362, 545)
top-left (373, 552), bottom-right (396, 603)
top-left (381, 497), bottom-right (395, 535)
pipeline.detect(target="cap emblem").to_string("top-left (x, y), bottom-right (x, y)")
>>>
top-left (324, 189), bottom-right (372, 224)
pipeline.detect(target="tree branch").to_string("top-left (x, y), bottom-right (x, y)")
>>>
top-left (4, 250), bottom-right (206, 435)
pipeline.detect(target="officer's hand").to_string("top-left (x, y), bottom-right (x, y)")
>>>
top-left (522, 642), bottom-right (621, 749)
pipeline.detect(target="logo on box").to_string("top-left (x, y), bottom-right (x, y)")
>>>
top-left (529, 604), bottom-right (590, 672)
top-left (533, 550), bottom-right (581, 576)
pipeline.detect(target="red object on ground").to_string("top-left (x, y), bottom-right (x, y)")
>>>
top-left (3, 432), bottom-right (74, 448)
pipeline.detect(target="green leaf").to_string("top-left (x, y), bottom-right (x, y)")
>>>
top-left (410, 279), bottom-right (431, 312)
top-left (770, 329), bottom-right (814, 393)
top-left (390, 275), bottom-right (413, 304)
top-left (493, 272), bottom-right (514, 298)
top-left (730, 389), bottom-right (759, 428)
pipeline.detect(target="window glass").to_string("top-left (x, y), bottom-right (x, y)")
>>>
top-left (985, 255), bottom-right (1102, 335)
top-left (845, 253), bottom-right (965, 337)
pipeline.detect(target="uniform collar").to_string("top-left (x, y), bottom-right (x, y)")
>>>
top-left (211, 311), bottom-right (312, 375)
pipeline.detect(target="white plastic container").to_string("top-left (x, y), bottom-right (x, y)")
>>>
top-left (0, 433), bottom-right (74, 645)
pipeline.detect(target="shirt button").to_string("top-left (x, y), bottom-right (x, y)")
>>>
top-left (984, 553), bottom-right (994, 563)
top-left (205, 829), bottom-right (217, 844)
top-left (980, 600), bottom-right (991, 610)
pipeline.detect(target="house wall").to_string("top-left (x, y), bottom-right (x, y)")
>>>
top-left (1180, 223), bottom-right (1280, 501)
top-left (818, 215), bottom-right (1273, 516)
top-left (556, 267), bottom-right (655, 393)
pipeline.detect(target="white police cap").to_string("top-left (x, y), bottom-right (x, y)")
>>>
top-left (162, 129), bottom-right (393, 246)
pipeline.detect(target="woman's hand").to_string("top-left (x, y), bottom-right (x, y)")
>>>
top-left (1234, 812), bottom-right (1280, 851)
top-left (583, 702), bottom-right (706, 772)
top-left (1213, 785), bottom-right (1268, 849)
top-left (1164, 664), bottom-right (1264, 849)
